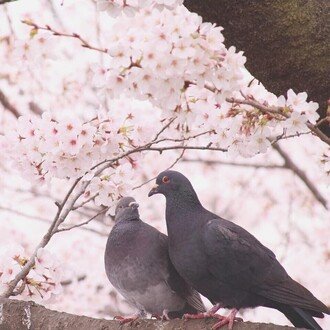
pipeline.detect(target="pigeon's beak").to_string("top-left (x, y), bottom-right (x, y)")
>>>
top-left (148, 184), bottom-right (159, 197)
top-left (129, 201), bottom-right (139, 209)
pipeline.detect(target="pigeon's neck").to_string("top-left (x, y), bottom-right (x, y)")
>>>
top-left (170, 188), bottom-right (201, 206)
top-left (165, 193), bottom-right (204, 228)
top-left (116, 214), bottom-right (140, 222)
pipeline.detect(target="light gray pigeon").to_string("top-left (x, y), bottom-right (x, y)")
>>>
top-left (148, 170), bottom-right (330, 330)
top-left (104, 196), bottom-right (205, 324)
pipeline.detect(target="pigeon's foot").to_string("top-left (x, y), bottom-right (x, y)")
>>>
top-left (211, 309), bottom-right (243, 330)
top-left (184, 303), bottom-right (221, 320)
top-left (150, 310), bottom-right (171, 321)
top-left (151, 314), bottom-right (162, 320)
top-left (113, 315), bottom-right (140, 325)
top-left (161, 309), bottom-right (171, 321)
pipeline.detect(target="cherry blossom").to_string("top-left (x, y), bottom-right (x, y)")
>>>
top-left (0, 245), bottom-right (62, 301)
top-left (0, 1), bottom-right (329, 328)
top-left (97, 0), bottom-right (183, 17)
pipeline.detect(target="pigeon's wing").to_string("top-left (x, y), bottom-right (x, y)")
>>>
top-left (203, 218), bottom-right (329, 314)
top-left (157, 231), bottom-right (206, 313)
top-left (133, 223), bottom-right (173, 287)
top-left (166, 264), bottom-right (206, 313)
top-left (202, 218), bottom-right (277, 288)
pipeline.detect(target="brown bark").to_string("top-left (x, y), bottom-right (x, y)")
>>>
top-left (185, 0), bottom-right (330, 136)
top-left (0, 298), bottom-right (301, 330)
top-left (0, 0), bottom-right (18, 4)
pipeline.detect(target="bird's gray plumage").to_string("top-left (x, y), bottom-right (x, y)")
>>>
top-left (104, 196), bottom-right (205, 317)
top-left (149, 170), bottom-right (329, 329)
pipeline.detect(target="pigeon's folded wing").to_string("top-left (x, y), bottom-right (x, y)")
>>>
top-left (202, 217), bottom-right (277, 288)
top-left (202, 218), bottom-right (329, 315)
top-left (160, 231), bottom-right (206, 313)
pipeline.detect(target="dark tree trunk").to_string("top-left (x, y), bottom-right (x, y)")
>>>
top-left (185, 0), bottom-right (330, 136)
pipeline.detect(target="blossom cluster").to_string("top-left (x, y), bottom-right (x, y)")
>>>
top-left (1, 99), bottom-right (162, 206)
top-left (0, 246), bottom-right (62, 301)
top-left (1, 3), bottom-right (321, 203)
top-left (95, 6), bottom-right (246, 115)
top-left (13, 33), bottom-right (59, 69)
top-left (97, 0), bottom-right (183, 17)
top-left (91, 5), bottom-right (319, 157)
top-left (1, 100), bottom-right (159, 183)
top-left (221, 85), bottom-right (320, 157)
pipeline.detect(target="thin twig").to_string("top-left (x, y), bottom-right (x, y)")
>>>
top-left (270, 131), bottom-right (311, 145)
top-left (226, 96), bottom-right (330, 146)
top-left (5, 113), bottom-right (319, 297)
top-left (72, 193), bottom-right (98, 211)
top-left (226, 96), bottom-right (287, 117)
top-left (60, 275), bottom-right (86, 286)
top-left (0, 205), bottom-right (52, 223)
top-left (1, 176), bottom-right (85, 298)
top-left (315, 116), bottom-right (330, 128)
top-left (3, 4), bottom-right (15, 35)
top-left (11, 281), bottom-right (26, 296)
top-left (0, 205), bottom-right (107, 236)
top-left (0, 0), bottom-right (18, 4)
top-left (22, 20), bottom-right (108, 54)
top-left (0, 89), bottom-right (20, 118)
top-left (28, 101), bottom-right (43, 116)
top-left (55, 207), bottom-right (108, 233)
top-left (156, 130), bottom-right (214, 144)
top-left (151, 117), bottom-right (176, 143)
top-left (182, 158), bottom-right (286, 169)
top-left (273, 143), bottom-right (328, 210)
top-left (133, 148), bottom-right (186, 190)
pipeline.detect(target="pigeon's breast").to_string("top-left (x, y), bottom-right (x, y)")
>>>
top-left (106, 255), bottom-right (185, 314)
top-left (105, 221), bottom-right (187, 314)
top-left (169, 233), bottom-right (209, 286)
top-left (117, 281), bottom-right (186, 315)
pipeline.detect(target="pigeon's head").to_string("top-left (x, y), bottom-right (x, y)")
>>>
top-left (114, 197), bottom-right (139, 222)
top-left (148, 170), bottom-right (198, 200)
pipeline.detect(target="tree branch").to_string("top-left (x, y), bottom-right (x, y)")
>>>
top-left (0, 297), bottom-right (297, 330)
top-left (182, 158), bottom-right (285, 169)
top-left (0, 89), bottom-right (20, 118)
top-left (272, 143), bottom-right (328, 210)
top-left (72, 193), bottom-right (99, 211)
top-left (226, 96), bottom-right (330, 146)
top-left (183, 148), bottom-right (329, 211)
top-left (55, 207), bottom-right (108, 233)
top-left (3, 116), bottom-right (325, 298)
top-left (22, 20), bottom-right (108, 54)
top-left (133, 148), bottom-right (186, 190)
top-left (0, 205), bottom-right (107, 236)
top-left (184, 0), bottom-right (330, 136)
top-left (28, 101), bottom-right (43, 116)
top-left (1, 124), bottom-right (222, 297)
top-left (0, 176), bottom-right (85, 297)
top-left (0, 0), bottom-right (18, 4)
top-left (60, 275), bottom-right (86, 286)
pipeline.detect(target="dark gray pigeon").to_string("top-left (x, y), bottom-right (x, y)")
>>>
top-left (148, 170), bottom-right (330, 330)
top-left (104, 196), bottom-right (205, 323)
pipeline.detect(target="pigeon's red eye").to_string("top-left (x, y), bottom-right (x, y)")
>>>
top-left (162, 176), bottom-right (170, 184)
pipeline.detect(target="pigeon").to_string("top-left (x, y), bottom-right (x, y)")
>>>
top-left (104, 196), bottom-right (205, 324)
top-left (148, 170), bottom-right (330, 330)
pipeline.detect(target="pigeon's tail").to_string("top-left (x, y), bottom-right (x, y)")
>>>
top-left (278, 305), bottom-right (323, 330)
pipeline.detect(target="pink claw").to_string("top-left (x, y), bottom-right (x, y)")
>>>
top-left (113, 314), bottom-right (140, 325)
top-left (211, 309), bottom-right (243, 330)
top-left (184, 303), bottom-right (222, 320)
